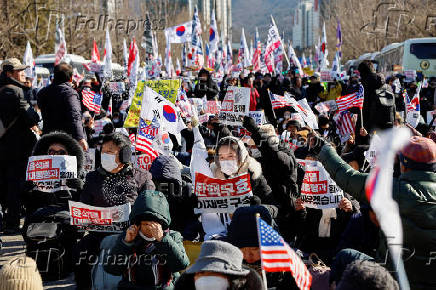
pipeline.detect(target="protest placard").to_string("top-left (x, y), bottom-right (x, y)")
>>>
top-left (249, 111), bottom-right (265, 125)
top-left (84, 148), bottom-right (96, 173)
top-left (124, 80), bottom-right (181, 128)
top-left (26, 155), bottom-right (77, 192)
top-left (206, 100), bottom-right (221, 115)
top-left (404, 70), bottom-right (416, 82)
top-left (296, 159), bottom-right (344, 209)
top-left (218, 86), bottom-right (250, 126)
top-left (133, 153), bottom-right (155, 172)
top-left (108, 82), bottom-right (125, 94)
top-left (194, 172), bottom-right (253, 214)
top-left (69, 201), bottom-right (131, 232)
top-left (320, 70), bottom-right (333, 82)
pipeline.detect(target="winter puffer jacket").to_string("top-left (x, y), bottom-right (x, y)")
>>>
top-left (80, 166), bottom-right (138, 207)
top-left (37, 81), bottom-right (85, 141)
top-left (318, 144), bottom-right (436, 289)
top-left (104, 190), bottom-right (190, 289)
top-left (0, 74), bottom-right (38, 162)
top-left (24, 131), bottom-right (85, 216)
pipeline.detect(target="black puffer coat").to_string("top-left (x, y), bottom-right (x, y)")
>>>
top-left (37, 81), bottom-right (85, 141)
top-left (0, 74), bottom-right (38, 162)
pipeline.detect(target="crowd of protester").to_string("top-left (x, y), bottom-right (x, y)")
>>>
top-left (0, 57), bottom-right (435, 290)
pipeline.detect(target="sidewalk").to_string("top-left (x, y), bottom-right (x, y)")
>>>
top-left (0, 233), bottom-right (75, 289)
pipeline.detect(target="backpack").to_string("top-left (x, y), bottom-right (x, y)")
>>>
top-left (372, 84), bottom-right (396, 129)
top-left (24, 206), bottom-right (77, 281)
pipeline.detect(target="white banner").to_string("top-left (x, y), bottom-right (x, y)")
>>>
top-left (69, 201), bottom-right (131, 232)
top-left (219, 86), bottom-right (250, 126)
top-left (297, 159), bottom-right (344, 209)
top-left (26, 155), bottom-right (77, 192)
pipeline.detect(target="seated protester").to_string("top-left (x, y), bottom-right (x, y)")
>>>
top-left (243, 117), bottom-right (305, 242)
top-left (80, 132), bottom-right (137, 207)
top-left (104, 190), bottom-right (190, 289)
top-left (175, 240), bottom-right (263, 290)
top-left (190, 117), bottom-right (273, 240)
top-left (336, 203), bottom-right (380, 257)
top-left (24, 131), bottom-right (85, 218)
top-left (149, 155), bottom-right (197, 237)
top-left (227, 206), bottom-right (299, 290)
top-left (296, 154), bottom-right (359, 264)
top-left (75, 132), bottom-right (138, 289)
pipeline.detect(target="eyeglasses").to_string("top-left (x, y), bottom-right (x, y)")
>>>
top-left (48, 149), bottom-right (67, 155)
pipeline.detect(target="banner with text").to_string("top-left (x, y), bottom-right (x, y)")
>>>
top-left (194, 172), bottom-right (253, 214)
top-left (218, 86), bottom-right (250, 126)
top-left (68, 201), bottom-right (131, 232)
top-left (26, 155), bottom-right (77, 192)
top-left (297, 159), bottom-right (344, 209)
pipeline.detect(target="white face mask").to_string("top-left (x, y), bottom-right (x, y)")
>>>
top-left (220, 160), bottom-right (239, 176)
top-left (138, 230), bottom-right (156, 242)
top-left (195, 276), bottom-right (229, 290)
top-left (101, 153), bottom-right (119, 172)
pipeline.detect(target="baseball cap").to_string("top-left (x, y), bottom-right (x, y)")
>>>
top-left (1, 58), bottom-right (28, 72)
top-left (399, 136), bottom-right (436, 171)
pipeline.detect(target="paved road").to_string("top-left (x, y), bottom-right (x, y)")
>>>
top-left (0, 233), bottom-right (75, 289)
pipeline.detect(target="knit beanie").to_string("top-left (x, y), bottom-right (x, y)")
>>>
top-left (0, 257), bottom-right (43, 290)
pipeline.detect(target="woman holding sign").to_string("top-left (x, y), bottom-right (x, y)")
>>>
top-left (190, 116), bottom-right (274, 241)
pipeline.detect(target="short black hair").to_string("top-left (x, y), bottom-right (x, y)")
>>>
top-left (337, 260), bottom-right (399, 290)
top-left (54, 62), bottom-right (73, 84)
top-left (102, 132), bottom-right (130, 151)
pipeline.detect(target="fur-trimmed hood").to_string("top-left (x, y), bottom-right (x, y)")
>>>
top-left (212, 136), bottom-right (263, 180)
top-left (32, 131), bottom-right (85, 176)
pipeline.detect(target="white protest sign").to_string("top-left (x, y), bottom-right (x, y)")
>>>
top-left (26, 155), bottom-right (77, 192)
top-left (108, 82), bottom-right (125, 94)
top-left (69, 201), bottom-right (131, 232)
top-left (320, 70), bottom-right (333, 82)
top-left (249, 111), bottom-right (265, 126)
top-left (133, 154), bottom-right (155, 172)
top-left (364, 134), bottom-right (381, 169)
top-left (194, 172), bottom-right (253, 214)
top-left (406, 111), bottom-right (420, 128)
top-left (206, 100), bottom-right (221, 115)
top-left (84, 148), bottom-right (96, 173)
top-left (297, 159), bottom-right (344, 209)
top-left (404, 70), bottom-right (416, 82)
top-left (219, 86), bottom-right (250, 126)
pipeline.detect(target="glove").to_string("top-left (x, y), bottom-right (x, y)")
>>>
top-left (308, 132), bottom-right (326, 156)
top-left (243, 116), bottom-right (258, 133)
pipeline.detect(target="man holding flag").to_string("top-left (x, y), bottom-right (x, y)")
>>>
top-left (309, 131), bottom-right (436, 289)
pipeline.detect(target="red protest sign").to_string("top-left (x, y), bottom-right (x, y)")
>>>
top-left (194, 172), bottom-right (253, 214)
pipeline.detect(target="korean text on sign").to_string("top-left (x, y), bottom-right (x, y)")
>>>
top-left (297, 159), bottom-right (344, 209)
top-left (194, 172), bottom-right (253, 214)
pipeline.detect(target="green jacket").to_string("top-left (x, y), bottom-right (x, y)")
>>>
top-left (319, 145), bottom-right (436, 289)
top-left (104, 190), bottom-right (190, 289)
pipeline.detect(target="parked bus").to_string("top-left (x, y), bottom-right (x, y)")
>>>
top-left (374, 38), bottom-right (436, 77)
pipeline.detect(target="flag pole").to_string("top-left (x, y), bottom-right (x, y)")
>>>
top-left (270, 15), bottom-right (290, 67)
top-left (360, 108), bottom-right (364, 129)
top-left (255, 213), bottom-right (268, 290)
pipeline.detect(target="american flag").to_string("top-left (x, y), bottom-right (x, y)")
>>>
top-left (335, 84), bottom-right (364, 113)
top-left (269, 92), bottom-right (293, 110)
top-left (82, 89), bottom-right (102, 114)
top-left (405, 88), bottom-right (420, 113)
top-left (129, 133), bottom-right (136, 145)
top-left (135, 118), bottom-right (159, 159)
top-left (335, 111), bottom-right (357, 139)
top-left (257, 217), bottom-right (312, 290)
